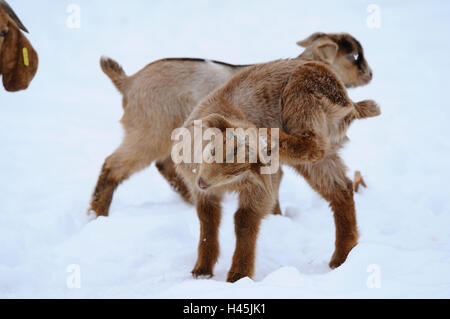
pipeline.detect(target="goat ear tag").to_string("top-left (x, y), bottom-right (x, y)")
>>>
top-left (22, 47), bottom-right (29, 67)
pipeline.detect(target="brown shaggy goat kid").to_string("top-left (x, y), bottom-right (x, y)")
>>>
top-left (176, 114), bottom-right (326, 282)
top-left (89, 32), bottom-right (372, 218)
top-left (0, 0), bottom-right (38, 92)
top-left (176, 33), bottom-right (380, 282)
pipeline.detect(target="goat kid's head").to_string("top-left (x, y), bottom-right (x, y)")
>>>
top-left (298, 32), bottom-right (373, 88)
top-left (193, 114), bottom-right (271, 192)
top-left (0, 0), bottom-right (38, 92)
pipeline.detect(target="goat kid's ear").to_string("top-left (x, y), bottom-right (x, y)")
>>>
top-left (1, 23), bottom-right (38, 92)
top-left (313, 41), bottom-right (339, 65)
top-left (297, 32), bottom-right (326, 48)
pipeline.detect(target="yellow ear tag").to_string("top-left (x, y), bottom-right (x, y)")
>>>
top-left (22, 47), bottom-right (29, 67)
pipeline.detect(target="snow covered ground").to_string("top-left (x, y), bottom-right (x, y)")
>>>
top-left (1, 0), bottom-right (450, 298)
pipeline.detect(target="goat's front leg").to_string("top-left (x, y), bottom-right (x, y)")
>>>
top-left (227, 206), bottom-right (262, 283)
top-left (277, 130), bottom-right (328, 165)
top-left (192, 193), bottom-right (223, 278)
top-left (353, 100), bottom-right (381, 119)
top-left (271, 169), bottom-right (284, 215)
top-left (227, 187), bottom-right (271, 283)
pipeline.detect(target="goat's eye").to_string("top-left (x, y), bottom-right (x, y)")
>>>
top-left (0, 30), bottom-right (7, 37)
top-left (347, 53), bottom-right (359, 62)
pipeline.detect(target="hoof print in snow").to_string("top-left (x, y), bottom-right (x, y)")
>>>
top-left (285, 206), bottom-right (301, 220)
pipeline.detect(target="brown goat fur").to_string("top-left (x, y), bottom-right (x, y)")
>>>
top-left (176, 39), bottom-right (380, 281)
top-left (176, 114), bottom-right (324, 281)
top-left (89, 33), bottom-right (373, 218)
top-left (0, 4), bottom-right (38, 92)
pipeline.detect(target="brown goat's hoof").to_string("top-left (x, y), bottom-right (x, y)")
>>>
top-left (227, 271), bottom-right (248, 283)
top-left (191, 266), bottom-right (214, 279)
top-left (329, 249), bottom-right (351, 269)
top-left (86, 209), bottom-right (98, 221)
top-left (329, 257), bottom-right (346, 270)
top-left (272, 203), bottom-right (282, 216)
top-left (87, 208), bottom-right (107, 219)
top-left (353, 171), bottom-right (367, 193)
top-left (329, 242), bottom-right (357, 269)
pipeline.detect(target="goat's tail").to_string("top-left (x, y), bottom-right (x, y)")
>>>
top-left (100, 56), bottom-right (128, 94)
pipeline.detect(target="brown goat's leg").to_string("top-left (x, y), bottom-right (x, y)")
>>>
top-left (192, 193), bottom-right (222, 278)
top-left (295, 155), bottom-right (359, 269)
top-left (227, 205), bottom-right (263, 283)
top-left (227, 185), bottom-right (271, 283)
top-left (271, 169), bottom-right (284, 215)
top-left (156, 157), bottom-right (193, 204)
